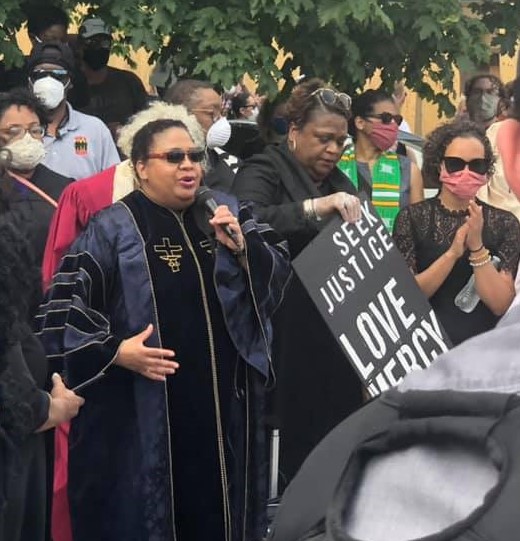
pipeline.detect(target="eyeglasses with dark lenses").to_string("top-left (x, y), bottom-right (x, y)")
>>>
top-left (0, 125), bottom-right (45, 140)
top-left (311, 88), bottom-right (352, 112)
top-left (366, 112), bottom-right (403, 126)
top-left (147, 148), bottom-right (206, 164)
top-left (443, 156), bottom-right (488, 175)
top-left (30, 69), bottom-right (70, 85)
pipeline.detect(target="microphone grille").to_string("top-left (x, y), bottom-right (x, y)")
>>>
top-left (195, 185), bottom-right (213, 203)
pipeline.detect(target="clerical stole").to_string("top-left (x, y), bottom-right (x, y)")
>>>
top-left (125, 193), bottom-right (240, 541)
top-left (339, 149), bottom-right (401, 231)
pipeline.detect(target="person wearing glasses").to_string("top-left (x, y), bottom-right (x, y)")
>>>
top-left (393, 120), bottom-right (520, 346)
top-left (231, 92), bottom-right (259, 121)
top-left (36, 117), bottom-right (291, 541)
top-left (39, 102), bottom-right (207, 541)
top-left (0, 89), bottom-right (73, 272)
top-left (165, 79), bottom-right (239, 192)
top-left (0, 5), bottom-right (91, 110)
top-left (339, 89), bottom-right (424, 232)
top-left (464, 73), bottom-right (505, 130)
top-left (232, 77), bottom-right (363, 485)
top-left (27, 41), bottom-right (120, 180)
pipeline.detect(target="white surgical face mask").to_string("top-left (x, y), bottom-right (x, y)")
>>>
top-left (32, 76), bottom-right (65, 110)
top-left (4, 133), bottom-right (46, 171)
top-left (206, 116), bottom-right (231, 149)
top-left (249, 106), bottom-right (259, 122)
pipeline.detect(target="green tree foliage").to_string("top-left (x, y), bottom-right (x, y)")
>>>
top-left (2, 1), bottom-right (519, 114)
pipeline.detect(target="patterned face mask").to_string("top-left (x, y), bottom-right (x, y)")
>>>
top-left (439, 165), bottom-right (488, 199)
top-left (4, 133), bottom-right (46, 171)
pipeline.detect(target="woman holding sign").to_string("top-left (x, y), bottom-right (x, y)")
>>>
top-left (233, 78), bottom-right (363, 485)
top-left (339, 89), bottom-right (424, 232)
top-left (394, 120), bottom-right (520, 346)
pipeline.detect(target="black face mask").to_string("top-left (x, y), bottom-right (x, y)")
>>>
top-left (83, 48), bottom-right (110, 71)
top-left (271, 116), bottom-right (288, 135)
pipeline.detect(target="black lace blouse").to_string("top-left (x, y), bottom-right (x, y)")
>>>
top-left (393, 197), bottom-right (520, 345)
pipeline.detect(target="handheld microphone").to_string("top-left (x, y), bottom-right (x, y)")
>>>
top-left (195, 186), bottom-right (241, 248)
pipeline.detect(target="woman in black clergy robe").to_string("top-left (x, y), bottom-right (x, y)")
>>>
top-left (232, 78), bottom-right (363, 486)
top-left (35, 118), bottom-right (291, 541)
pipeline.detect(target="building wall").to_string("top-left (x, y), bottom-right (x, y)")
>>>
top-left (17, 21), bottom-right (518, 136)
top-left (16, 24), bottom-right (154, 93)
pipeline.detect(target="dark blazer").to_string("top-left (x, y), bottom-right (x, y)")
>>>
top-left (232, 143), bottom-right (363, 485)
top-left (232, 143), bottom-right (357, 257)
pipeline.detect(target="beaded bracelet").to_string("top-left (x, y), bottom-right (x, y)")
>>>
top-left (469, 255), bottom-right (492, 267)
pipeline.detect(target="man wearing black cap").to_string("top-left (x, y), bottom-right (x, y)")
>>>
top-left (0, 5), bottom-right (89, 109)
top-left (77, 18), bottom-right (148, 139)
top-left (27, 42), bottom-right (120, 180)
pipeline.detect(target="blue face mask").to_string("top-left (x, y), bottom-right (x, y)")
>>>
top-left (271, 116), bottom-right (288, 136)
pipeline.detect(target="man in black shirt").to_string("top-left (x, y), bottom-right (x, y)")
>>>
top-left (77, 18), bottom-right (148, 140)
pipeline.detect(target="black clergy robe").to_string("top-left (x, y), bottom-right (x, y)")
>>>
top-left (35, 190), bottom-right (291, 541)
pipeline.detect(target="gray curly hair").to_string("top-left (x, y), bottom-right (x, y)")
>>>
top-left (117, 101), bottom-right (205, 158)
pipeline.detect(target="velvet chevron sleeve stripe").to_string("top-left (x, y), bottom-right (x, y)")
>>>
top-left (34, 218), bottom-right (122, 389)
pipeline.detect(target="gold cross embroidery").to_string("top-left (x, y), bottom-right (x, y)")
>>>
top-left (154, 238), bottom-right (183, 273)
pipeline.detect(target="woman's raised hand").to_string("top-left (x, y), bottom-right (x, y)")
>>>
top-left (116, 324), bottom-right (179, 381)
top-left (209, 205), bottom-right (245, 253)
top-left (447, 223), bottom-right (469, 259)
top-left (465, 200), bottom-right (484, 251)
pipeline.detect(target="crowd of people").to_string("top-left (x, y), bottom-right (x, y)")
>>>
top-left (1, 4), bottom-right (520, 541)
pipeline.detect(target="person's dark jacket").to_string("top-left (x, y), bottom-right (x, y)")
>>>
top-left (0, 213), bottom-right (50, 540)
top-left (232, 143), bottom-right (357, 257)
top-left (204, 148), bottom-right (240, 193)
top-left (6, 164), bottom-right (72, 272)
top-left (232, 143), bottom-right (363, 485)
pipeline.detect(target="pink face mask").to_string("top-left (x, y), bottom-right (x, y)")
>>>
top-left (367, 122), bottom-right (399, 151)
top-left (439, 166), bottom-right (488, 199)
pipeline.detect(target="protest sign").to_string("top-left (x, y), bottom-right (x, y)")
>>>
top-left (292, 196), bottom-right (452, 397)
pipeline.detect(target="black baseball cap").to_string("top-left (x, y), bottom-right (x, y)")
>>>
top-left (27, 42), bottom-right (75, 73)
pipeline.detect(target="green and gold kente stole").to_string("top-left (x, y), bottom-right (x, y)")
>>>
top-left (339, 149), bottom-right (401, 232)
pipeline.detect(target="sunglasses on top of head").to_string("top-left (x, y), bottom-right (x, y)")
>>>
top-left (29, 69), bottom-right (70, 85)
top-left (147, 148), bottom-right (206, 164)
top-left (443, 156), bottom-right (488, 175)
top-left (311, 88), bottom-right (352, 112)
top-left (365, 112), bottom-right (403, 126)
